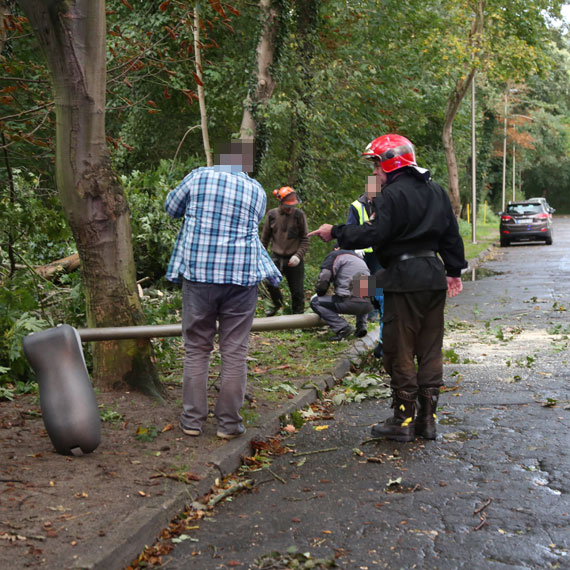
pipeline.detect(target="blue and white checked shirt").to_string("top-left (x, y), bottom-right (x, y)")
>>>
top-left (165, 165), bottom-right (282, 287)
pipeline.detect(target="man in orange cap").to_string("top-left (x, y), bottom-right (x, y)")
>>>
top-left (261, 186), bottom-right (309, 316)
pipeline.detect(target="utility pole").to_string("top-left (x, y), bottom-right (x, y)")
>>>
top-left (471, 72), bottom-right (477, 244)
top-left (501, 90), bottom-right (508, 212)
top-left (512, 143), bottom-right (516, 201)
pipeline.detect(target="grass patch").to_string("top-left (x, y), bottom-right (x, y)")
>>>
top-left (459, 218), bottom-right (499, 260)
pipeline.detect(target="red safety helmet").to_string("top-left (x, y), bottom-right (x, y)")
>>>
top-left (273, 186), bottom-right (299, 205)
top-left (361, 134), bottom-right (417, 173)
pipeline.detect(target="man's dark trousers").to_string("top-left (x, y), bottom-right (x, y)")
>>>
top-left (382, 290), bottom-right (446, 393)
top-left (267, 255), bottom-right (305, 314)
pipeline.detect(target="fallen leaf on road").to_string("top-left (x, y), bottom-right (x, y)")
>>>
top-left (314, 425), bottom-right (329, 431)
top-left (47, 505), bottom-right (70, 512)
top-left (0, 532), bottom-right (26, 542)
top-left (386, 477), bottom-right (402, 487)
top-left (171, 534), bottom-right (198, 543)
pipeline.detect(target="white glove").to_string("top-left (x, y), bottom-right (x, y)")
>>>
top-left (288, 254), bottom-right (301, 267)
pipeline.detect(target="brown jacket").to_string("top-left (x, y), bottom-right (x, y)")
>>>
top-left (261, 208), bottom-right (309, 259)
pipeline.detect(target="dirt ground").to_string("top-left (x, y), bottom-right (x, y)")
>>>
top-left (0, 330), bottom-right (361, 570)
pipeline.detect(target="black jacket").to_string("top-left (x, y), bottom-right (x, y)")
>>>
top-left (332, 169), bottom-right (467, 292)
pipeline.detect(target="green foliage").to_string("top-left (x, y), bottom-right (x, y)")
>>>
top-left (2, 0), bottom-right (569, 394)
top-left (442, 347), bottom-right (460, 363)
top-left (0, 170), bottom-right (73, 265)
top-left (0, 299), bottom-right (51, 385)
top-left (134, 425), bottom-right (160, 442)
top-left (99, 403), bottom-right (124, 424)
top-left (0, 268), bottom-right (87, 387)
top-left (329, 372), bottom-right (391, 405)
top-left (121, 159), bottom-right (199, 281)
top-left (0, 168), bottom-right (86, 387)
top-left (263, 381), bottom-right (299, 396)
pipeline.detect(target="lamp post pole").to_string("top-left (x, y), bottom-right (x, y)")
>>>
top-left (471, 72), bottom-right (477, 244)
top-left (501, 91), bottom-right (508, 211)
top-left (512, 143), bottom-right (516, 201)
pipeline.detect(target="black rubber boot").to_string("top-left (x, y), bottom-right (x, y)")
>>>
top-left (370, 390), bottom-right (416, 442)
top-left (265, 303), bottom-right (282, 317)
top-left (415, 387), bottom-right (440, 440)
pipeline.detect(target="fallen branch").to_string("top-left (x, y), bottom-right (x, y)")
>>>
top-left (59, 511), bottom-right (91, 522)
top-left (267, 468), bottom-right (286, 484)
top-left (34, 253), bottom-right (80, 279)
top-left (151, 470), bottom-right (202, 485)
top-left (473, 513), bottom-right (488, 531)
top-left (208, 479), bottom-right (254, 507)
top-left (292, 447), bottom-right (338, 457)
top-left (473, 498), bottom-right (493, 514)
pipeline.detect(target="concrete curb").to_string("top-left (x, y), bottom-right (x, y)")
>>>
top-left (463, 244), bottom-right (496, 274)
top-left (76, 328), bottom-right (379, 570)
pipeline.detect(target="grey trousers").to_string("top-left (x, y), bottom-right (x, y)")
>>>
top-left (310, 294), bottom-right (373, 333)
top-left (180, 279), bottom-right (257, 434)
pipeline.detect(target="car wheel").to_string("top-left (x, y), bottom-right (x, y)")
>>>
top-left (545, 236), bottom-right (553, 245)
top-left (500, 238), bottom-right (510, 247)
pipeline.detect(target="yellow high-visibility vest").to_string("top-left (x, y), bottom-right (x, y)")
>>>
top-left (351, 199), bottom-right (373, 253)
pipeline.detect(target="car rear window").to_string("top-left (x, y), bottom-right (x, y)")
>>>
top-left (506, 204), bottom-right (543, 215)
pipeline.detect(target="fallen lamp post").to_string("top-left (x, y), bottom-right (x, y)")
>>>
top-left (22, 313), bottom-right (326, 456)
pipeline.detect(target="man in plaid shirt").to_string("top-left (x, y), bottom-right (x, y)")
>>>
top-left (165, 140), bottom-right (281, 440)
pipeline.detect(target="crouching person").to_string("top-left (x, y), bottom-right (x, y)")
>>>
top-left (310, 245), bottom-right (373, 341)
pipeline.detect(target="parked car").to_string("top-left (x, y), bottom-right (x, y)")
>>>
top-left (499, 201), bottom-right (553, 247)
top-left (526, 197), bottom-right (555, 217)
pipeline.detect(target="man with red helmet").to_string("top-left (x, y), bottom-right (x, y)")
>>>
top-left (262, 186), bottom-right (309, 316)
top-left (309, 134), bottom-right (466, 442)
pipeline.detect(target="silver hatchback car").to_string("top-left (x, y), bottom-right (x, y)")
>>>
top-left (499, 201), bottom-right (554, 247)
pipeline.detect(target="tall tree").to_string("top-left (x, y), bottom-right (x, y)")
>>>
top-left (15, 0), bottom-right (162, 397)
top-left (408, 0), bottom-right (565, 215)
top-left (194, 4), bottom-right (212, 165)
top-left (239, 0), bottom-right (279, 141)
top-left (441, 1), bottom-right (483, 217)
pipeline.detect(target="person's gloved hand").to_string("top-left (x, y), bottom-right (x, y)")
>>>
top-left (288, 254), bottom-right (301, 267)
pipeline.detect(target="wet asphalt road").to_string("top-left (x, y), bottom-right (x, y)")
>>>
top-left (164, 218), bottom-right (570, 570)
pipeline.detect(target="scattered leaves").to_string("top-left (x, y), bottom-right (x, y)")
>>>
top-left (135, 425), bottom-right (159, 442)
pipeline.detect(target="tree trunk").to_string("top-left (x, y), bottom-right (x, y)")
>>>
top-left (194, 5), bottom-right (212, 166)
top-left (0, 1), bottom-right (9, 52)
top-left (16, 0), bottom-right (162, 397)
top-left (442, 70), bottom-right (475, 217)
top-left (239, 0), bottom-right (278, 140)
top-left (442, 1), bottom-right (484, 218)
top-left (287, 0), bottom-right (319, 189)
